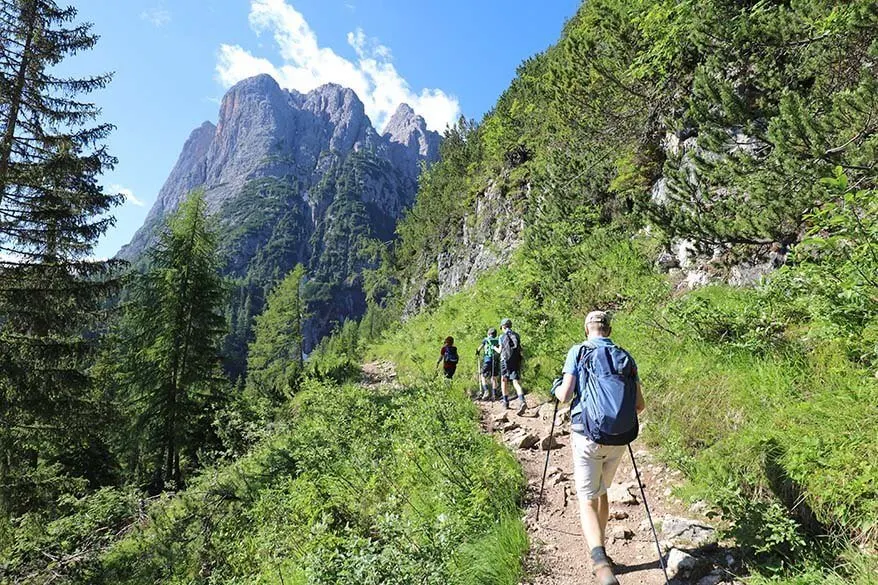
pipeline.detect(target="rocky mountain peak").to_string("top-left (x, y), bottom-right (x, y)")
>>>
top-left (304, 83), bottom-right (363, 113)
top-left (386, 103), bottom-right (416, 126)
top-left (121, 74), bottom-right (442, 260)
top-left (383, 102), bottom-right (441, 167)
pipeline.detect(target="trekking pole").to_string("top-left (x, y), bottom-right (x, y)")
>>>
top-left (628, 444), bottom-right (671, 585)
top-left (535, 398), bottom-right (559, 521)
top-left (475, 352), bottom-right (481, 400)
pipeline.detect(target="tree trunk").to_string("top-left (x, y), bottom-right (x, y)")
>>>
top-left (0, 0), bottom-right (37, 206)
top-left (0, 423), bottom-right (9, 518)
top-left (164, 407), bottom-right (174, 488)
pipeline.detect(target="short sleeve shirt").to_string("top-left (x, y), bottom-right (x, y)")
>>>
top-left (563, 337), bottom-right (639, 394)
top-left (482, 337), bottom-right (499, 362)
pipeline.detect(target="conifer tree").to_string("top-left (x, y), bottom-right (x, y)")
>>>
top-left (115, 190), bottom-right (226, 491)
top-left (245, 264), bottom-right (307, 409)
top-left (0, 0), bottom-right (122, 515)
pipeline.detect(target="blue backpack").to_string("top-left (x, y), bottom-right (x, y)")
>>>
top-left (571, 341), bottom-right (639, 445)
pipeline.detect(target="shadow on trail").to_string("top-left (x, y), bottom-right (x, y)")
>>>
top-left (613, 559), bottom-right (661, 575)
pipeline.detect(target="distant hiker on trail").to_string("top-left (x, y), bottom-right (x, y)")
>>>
top-left (494, 318), bottom-right (527, 414)
top-left (436, 336), bottom-right (459, 379)
top-left (552, 311), bottom-right (645, 585)
top-left (475, 327), bottom-right (500, 400)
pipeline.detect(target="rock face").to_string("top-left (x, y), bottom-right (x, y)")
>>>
top-left (383, 103), bottom-right (441, 177)
top-left (403, 177), bottom-right (526, 315)
top-left (119, 74), bottom-right (441, 374)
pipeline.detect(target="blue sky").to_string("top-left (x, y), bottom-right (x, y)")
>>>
top-left (68, 0), bottom-right (580, 258)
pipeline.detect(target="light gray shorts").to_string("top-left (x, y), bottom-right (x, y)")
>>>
top-left (571, 431), bottom-right (626, 500)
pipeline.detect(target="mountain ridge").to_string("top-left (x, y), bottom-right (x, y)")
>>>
top-left (119, 73), bottom-right (442, 370)
top-left (119, 74), bottom-right (439, 261)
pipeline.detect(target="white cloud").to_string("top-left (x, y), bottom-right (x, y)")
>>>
top-left (215, 0), bottom-right (460, 132)
top-left (140, 7), bottom-right (171, 27)
top-left (110, 184), bottom-right (145, 207)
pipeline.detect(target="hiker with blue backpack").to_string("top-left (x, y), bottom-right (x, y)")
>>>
top-left (475, 328), bottom-right (500, 400)
top-left (552, 311), bottom-right (646, 585)
top-left (436, 336), bottom-right (459, 379)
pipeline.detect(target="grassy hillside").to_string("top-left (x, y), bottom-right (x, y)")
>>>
top-left (3, 379), bottom-right (526, 584)
top-left (369, 231), bottom-right (878, 584)
top-left (369, 2), bottom-right (878, 581)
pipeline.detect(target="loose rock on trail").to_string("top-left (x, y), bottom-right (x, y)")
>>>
top-left (476, 397), bottom-right (745, 585)
top-left (359, 363), bottom-right (744, 584)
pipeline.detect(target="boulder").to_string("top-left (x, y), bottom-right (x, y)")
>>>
top-left (501, 421), bottom-right (520, 433)
top-left (666, 548), bottom-right (710, 581)
top-left (607, 482), bottom-right (638, 505)
top-left (660, 515), bottom-right (717, 548)
top-left (656, 250), bottom-right (680, 271)
top-left (666, 548), bottom-right (696, 580)
top-left (537, 402), bottom-right (556, 420)
top-left (540, 434), bottom-right (561, 451)
top-left (609, 510), bottom-right (629, 521)
top-left (611, 526), bottom-right (634, 541)
top-left (492, 412), bottom-right (509, 424)
top-left (507, 431), bottom-right (539, 450)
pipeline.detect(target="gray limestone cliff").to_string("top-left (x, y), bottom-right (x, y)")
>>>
top-left (403, 176), bottom-right (528, 317)
top-left (119, 74), bottom-right (441, 374)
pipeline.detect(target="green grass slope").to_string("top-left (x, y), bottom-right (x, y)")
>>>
top-left (369, 231), bottom-right (878, 585)
top-left (2, 380), bottom-right (526, 585)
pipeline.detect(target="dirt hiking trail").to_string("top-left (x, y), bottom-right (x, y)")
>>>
top-left (362, 362), bottom-right (745, 585)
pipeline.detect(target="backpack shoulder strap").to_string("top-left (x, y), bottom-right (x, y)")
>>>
top-left (576, 341), bottom-right (597, 361)
top-left (576, 341), bottom-right (599, 374)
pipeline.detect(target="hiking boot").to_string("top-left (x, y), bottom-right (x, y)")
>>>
top-left (480, 390), bottom-right (490, 401)
top-left (516, 402), bottom-right (527, 416)
top-left (502, 397), bottom-right (510, 409)
top-left (592, 561), bottom-right (619, 585)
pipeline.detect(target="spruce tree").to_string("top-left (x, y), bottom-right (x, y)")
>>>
top-left (0, 0), bottom-right (122, 515)
top-left (115, 190), bottom-right (226, 491)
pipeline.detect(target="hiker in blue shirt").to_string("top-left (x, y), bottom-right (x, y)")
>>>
top-left (553, 311), bottom-right (645, 585)
top-left (475, 328), bottom-right (500, 400)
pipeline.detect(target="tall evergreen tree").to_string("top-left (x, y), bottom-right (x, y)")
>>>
top-left (115, 190), bottom-right (227, 491)
top-left (245, 264), bottom-right (307, 409)
top-left (0, 1), bottom-right (122, 515)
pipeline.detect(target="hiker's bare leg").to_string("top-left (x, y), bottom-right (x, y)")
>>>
top-left (500, 377), bottom-right (509, 398)
top-left (512, 379), bottom-right (524, 395)
top-left (580, 496), bottom-right (605, 551)
top-left (598, 493), bottom-right (610, 540)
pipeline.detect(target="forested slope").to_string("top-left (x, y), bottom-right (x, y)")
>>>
top-left (3, 1), bottom-right (877, 584)
top-left (369, 0), bottom-right (878, 582)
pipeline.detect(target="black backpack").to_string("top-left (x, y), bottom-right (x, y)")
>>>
top-left (503, 331), bottom-right (522, 363)
top-left (444, 346), bottom-right (459, 363)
